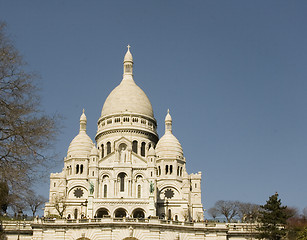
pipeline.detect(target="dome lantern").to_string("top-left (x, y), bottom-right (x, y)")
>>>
top-left (165, 109), bottom-right (172, 133)
top-left (80, 108), bottom-right (87, 133)
top-left (123, 45), bottom-right (133, 76)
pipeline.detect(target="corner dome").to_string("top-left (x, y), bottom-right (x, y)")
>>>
top-left (100, 46), bottom-right (154, 119)
top-left (67, 110), bottom-right (93, 158)
top-left (155, 132), bottom-right (183, 159)
top-left (67, 132), bottom-right (93, 158)
top-left (90, 145), bottom-right (99, 156)
top-left (155, 110), bottom-right (183, 159)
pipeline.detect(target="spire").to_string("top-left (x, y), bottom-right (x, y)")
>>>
top-left (80, 109), bottom-right (87, 132)
top-left (123, 45), bottom-right (133, 76)
top-left (165, 109), bottom-right (172, 133)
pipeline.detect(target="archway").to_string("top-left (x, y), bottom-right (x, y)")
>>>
top-left (114, 208), bottom-right (127, 218)
top-left (96, 208), bottom-right (110, 218)
top-left (132, 208), bottom-right (145, 219)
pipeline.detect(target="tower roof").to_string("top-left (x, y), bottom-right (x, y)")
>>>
top-left (155, 110), bottom-right (183, 159)
top-left (67, 110), bottom-right (93, 158)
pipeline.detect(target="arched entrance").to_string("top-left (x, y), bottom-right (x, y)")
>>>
top-left (132, 208), bottom-right (145, 219)
top-left (96, 208), bottom-right (110, 218)
top-left (114, 208), bottom-right (127, 218)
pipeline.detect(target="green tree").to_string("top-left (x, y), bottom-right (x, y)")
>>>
top-left (0, 22), bottom-right (58, 207)
top-left (297, 227), bottom-right (307, 240)
top-left (256, 193), bottom-right (289, 240)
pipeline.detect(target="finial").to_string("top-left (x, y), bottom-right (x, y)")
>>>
top-left (79, 109), bottom-right (87, 132)
top-left (127, 44), bottom-right (131, 50)
top-left (167, 109), bottom-right (170, 114)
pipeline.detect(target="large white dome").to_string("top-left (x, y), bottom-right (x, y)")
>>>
top-left (100, 47), bottom-right (154, 119)
top-left (101, 76), bottom-right (154, 118)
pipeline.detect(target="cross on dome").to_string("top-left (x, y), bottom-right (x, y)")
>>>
top-left (127, 44), bottom-right (131, 50)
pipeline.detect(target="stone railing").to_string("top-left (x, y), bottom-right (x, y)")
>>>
top-left (33, 217), bottom-right (257, 231)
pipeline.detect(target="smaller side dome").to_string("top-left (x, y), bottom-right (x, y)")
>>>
top-left (90, 145), bottom-right (99, 156)
top-left (148, 146), bottom-right (156, 156)
top-left (155, 110), bottom-right (183, 159)
top-left (67, 110), bottom-right (93, 158)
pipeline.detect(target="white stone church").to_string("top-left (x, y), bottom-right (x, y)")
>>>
top-left (44, 46), bottom-right (204, 222)
top-left (2, 47), bottom-right (257, 240)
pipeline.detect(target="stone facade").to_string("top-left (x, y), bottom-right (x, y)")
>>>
top-left (44, 46), bottom-right (204, 223)
top-left (1, 47), bottom-right (258, 240)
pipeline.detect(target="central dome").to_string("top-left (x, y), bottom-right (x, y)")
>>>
top-left (100, 47), bottom-right (154, 119)
top-left (101, 76), bottom-right (154, 118)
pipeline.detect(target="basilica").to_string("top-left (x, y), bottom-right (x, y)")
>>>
top-left (2, 47), bottom-right (257, 240)
top-left (44, 46), bottom-right (204, 222)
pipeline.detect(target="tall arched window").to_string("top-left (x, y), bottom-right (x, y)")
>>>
top-left (104, 184), bottom-right (107, 198)
top-left (137, 185), bottom-right (141, 198)
top-left (76, 164), bottom-right (79, 174)
top-left (107, 142), bottom-right (111, 154)
top-left (101, 144), bottom-right (104, 158)
top-left (158, 166), bottom-right (161, 176)
top-left (80, 164), bottom-right (83, 174)
top-left (168, 209), bottom-right (172, 220)
top-left (118, 173), bottom-right (126, 192)
top-left (170, 165), bottom-right (173, 174)
top-left (74, 208), bottom-right (78, 219)
top-left (165, 165), bottom-right (169, 174)
top-left (132, 141), bottom-right (138, 154)
top-left (141, 142), bottom-right (146, 157)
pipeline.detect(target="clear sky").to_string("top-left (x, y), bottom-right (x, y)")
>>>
top-left (1, 0), bottom-right (307, 217)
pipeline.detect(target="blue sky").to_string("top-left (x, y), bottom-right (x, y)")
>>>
top-left (1, 0), bottom-right (307, 216)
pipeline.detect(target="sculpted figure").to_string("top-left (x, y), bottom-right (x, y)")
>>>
top-left (120, 145), bottom-right (126, 162)
top-left (89, 181), bottom-right (94, 195)
top-left (150, 181), bottom-right (154, 194)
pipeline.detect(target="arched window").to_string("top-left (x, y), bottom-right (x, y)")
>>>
top-left (170, 165), bottom-right (173, 174)
top-left (107, 142), bottom-right (111, 154)
top-left (165, 165), bottom-right (168, 175)
top-left (132, 141), bottom-right (138, 154)
top-left (80, 164), bottom-right (83, 174)
top-left (141, 142), bottom-right (146, 157)
top-left (180, 167), bottom-right (183, 176)
top-left (137, 185), bottom-right (141, 198)
top-left (177, 166), bottom-right (180, 176)
top-left (158, 166), bottom-right (161, 176)
top-left (104, 184), bottom-right (107, 198)
top-left (76, 164), bottom-right (79, 174)
top-left (101, 144), bottom-right (104, 158)
top-left (168, 209), bottom-right (172, 220)
top-left (74, 208), bottom-right (78, 219)
top-left (118, 173), bottom-right (126, 192)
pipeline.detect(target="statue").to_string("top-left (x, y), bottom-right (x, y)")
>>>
top-left (119, 145), bottom-right (126, 162)
top-left (89, 181), bottom-right (94, 195)
top-left (150, 181), bottom-right (154, 194)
